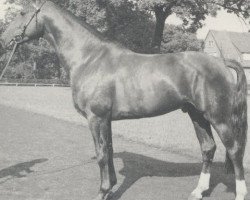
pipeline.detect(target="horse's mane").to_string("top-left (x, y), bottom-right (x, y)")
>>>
top-left (50, 2), bottom-right (108, 42)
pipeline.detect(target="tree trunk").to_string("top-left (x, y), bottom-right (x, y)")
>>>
top-left (33, 61), bottom-right (37, 79)
top-left (57, 66), bottom-right (61, 79)
top-left (55, 57), bottom-right (61, 79)
top-left (151, 6), bottom-right (171, 53)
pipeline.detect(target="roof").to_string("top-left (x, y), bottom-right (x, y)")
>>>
top-left (229, 32), bottom-right (250, 53)
top-left (208, 30), bottom-right (250, 54)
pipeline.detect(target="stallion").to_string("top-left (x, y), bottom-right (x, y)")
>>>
top-left (0, 1), bottom-right (248, 200)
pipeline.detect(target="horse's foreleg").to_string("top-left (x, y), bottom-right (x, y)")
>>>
top-left (88, 113), bottom-right (117, 200)
top-left (188, 110), bottom-right (216, 200)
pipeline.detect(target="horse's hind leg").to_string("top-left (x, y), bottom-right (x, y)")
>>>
top-left (212, 121), bottom-right (247, 200)
top-left (88, 113), bottom-right (117, 200)
top-left (187, 108), bottom-right (216, 200)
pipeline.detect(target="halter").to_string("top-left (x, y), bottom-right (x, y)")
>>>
top-left (0, 1), bottom-right (46, 80)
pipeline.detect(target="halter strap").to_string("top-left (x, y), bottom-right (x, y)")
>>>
top-left (20, 1), bottom-right (47, 41)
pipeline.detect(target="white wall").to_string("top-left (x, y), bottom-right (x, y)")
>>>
top-left (243, 54), bottom-right (250, 61)
top-left (204, 33), bottom-right (221, 57)
top-left (244, 68), bottom-right (250, 84)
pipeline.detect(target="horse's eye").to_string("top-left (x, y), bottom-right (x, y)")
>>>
top-left (20, 11), bottom-right (26, 16)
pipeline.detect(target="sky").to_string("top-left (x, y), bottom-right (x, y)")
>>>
top-left (0, 0), bottom-right (249, 39)
top-left (166, 10), bottom-right (249, 39)
top-left (0, 0), bottom-right (12, 19)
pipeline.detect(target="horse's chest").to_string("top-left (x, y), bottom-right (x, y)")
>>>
top-left (72, 75), bottom-right (114, 117)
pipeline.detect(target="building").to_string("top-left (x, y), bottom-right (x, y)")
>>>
top-left (204, 30), bottom-right (250, 67)
top-left (204, 30), bottom-right (250, 82)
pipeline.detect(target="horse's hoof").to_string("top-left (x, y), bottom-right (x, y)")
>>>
top-left (92, 191), bottom-right (113, 200)
top-left (92, 193), bottom-right (105, 200)
top-left (235, 195), bottom-right (245, 200)
top-left (188, 194), bottom-right (202, 200)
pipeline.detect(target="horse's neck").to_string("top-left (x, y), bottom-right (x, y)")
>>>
top-left (42, 5), bottom-right (106, 71)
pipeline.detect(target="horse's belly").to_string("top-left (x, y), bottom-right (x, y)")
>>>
top-left (112, 80), bottom-right (183, 120)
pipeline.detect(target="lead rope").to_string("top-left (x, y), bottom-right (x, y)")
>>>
top-left (0, 42), bottom-right (18, 80)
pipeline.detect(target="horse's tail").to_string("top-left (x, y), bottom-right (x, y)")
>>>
top-left (225, 60), bottom-right (248, 173)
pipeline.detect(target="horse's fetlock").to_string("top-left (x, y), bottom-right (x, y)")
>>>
top-left (101, 180), bottom-right (112, 193)
top-left (97, 154), bottom-right (108, 166)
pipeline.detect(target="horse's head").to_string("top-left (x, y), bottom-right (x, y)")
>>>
top-left (0, 0), bottom-right (47, 50)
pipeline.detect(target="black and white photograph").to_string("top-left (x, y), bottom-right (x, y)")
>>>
top-left (0, 0), bottom-right (249, 199)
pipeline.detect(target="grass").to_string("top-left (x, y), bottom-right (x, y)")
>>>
top-left (0, 86), bottom-right (249, 169)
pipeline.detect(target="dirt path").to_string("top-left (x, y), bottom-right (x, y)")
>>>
top-left (0, 105), bottom-right (249, 200)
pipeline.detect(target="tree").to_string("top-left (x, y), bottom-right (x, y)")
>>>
top-left (136, 0), bottom-right (250, 52)
top-left (54, 0), bottom-right (154, 52)
top-left (161, 24), bottom-right (202, 53)
top-left (104, 0), bottom-right (154, 53)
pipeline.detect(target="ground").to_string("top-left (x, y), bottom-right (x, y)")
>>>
top-left (0, 86), bottom-right (249, 200)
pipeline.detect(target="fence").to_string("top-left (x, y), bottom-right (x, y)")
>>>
top-left (0, 79), bottom-right (70, 87)
top-left (0, 79), bottom-right (250, 90)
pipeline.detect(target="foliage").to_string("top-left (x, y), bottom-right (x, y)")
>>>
top-left (161, 24), bottom-right (202, 53)
top-left (2, 40), bottom-right (61, 80)
top-left (104, 0), bottom-right (154, 53)
top-left (0, 78), bottom-right (69, 84)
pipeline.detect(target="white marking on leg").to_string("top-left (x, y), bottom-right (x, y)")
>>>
top-left (191, 173), bottom-right (210, 199)
top-left (235, 180), bottom-right (247, 200)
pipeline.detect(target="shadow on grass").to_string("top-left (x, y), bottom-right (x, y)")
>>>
top-left (108, 152), bottom-right (235, 200)
top-left (0, 158), bottom-right (48, 180)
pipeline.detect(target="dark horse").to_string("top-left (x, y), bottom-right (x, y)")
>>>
top-left (0, 1), bottom-right (248, 199)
